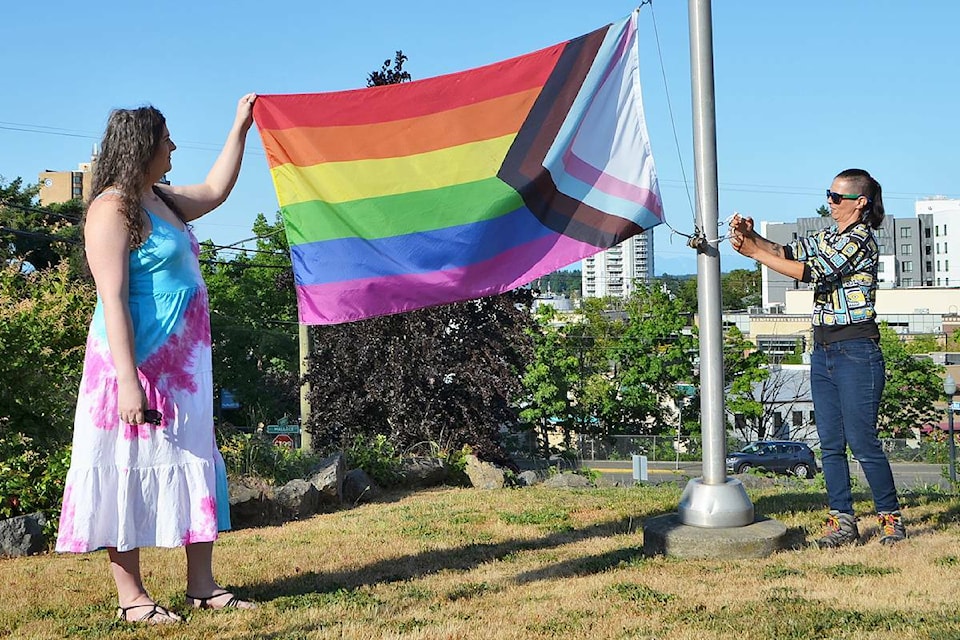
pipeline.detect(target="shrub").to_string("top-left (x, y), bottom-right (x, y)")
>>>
top-left (0, 432), bottom-right (71, 538)
top-left (217, 429), bottom-right (324, 484)
top-left (345, 434), bottom-right (403, 486)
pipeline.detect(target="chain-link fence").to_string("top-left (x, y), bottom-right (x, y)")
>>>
top-left (576, 435), bottom-right (945, 463)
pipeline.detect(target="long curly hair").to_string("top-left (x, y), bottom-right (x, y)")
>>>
top-left (88, 106), bottom-right (167, 248)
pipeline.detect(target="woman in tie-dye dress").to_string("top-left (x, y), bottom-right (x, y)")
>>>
top-left (56, 95), bottom-right (259, 624)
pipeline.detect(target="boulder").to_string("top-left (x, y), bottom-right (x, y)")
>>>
top-left (228, 477), bottom-right (280, 529)
top-left (275, 479), bottom-right (320, 519)
top-left (399, 456), bottom-right (449, 488)
top-left (543, 472), bottom-right (592, 488)
top-left (309, 452), bottom-right (345, 506)
top-left (0, 512), bottom-right (47, 557)
top-left (517, 470), bottom-right (541, 487)
top-left (464, 455), bottom-right (506, 489)
top-left (343, 468), bottom-right (382, 504)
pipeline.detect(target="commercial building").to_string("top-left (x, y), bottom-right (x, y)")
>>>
top-left (38, 146), bottom-right (99, 206)
top-left (760, 197), bottom-right (960, 308)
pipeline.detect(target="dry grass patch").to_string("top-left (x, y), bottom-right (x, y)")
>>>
top-left (0, 483), bottom-right (958, 639)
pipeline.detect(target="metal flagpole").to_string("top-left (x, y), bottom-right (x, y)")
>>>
top-left (677, 0), bottom-right (753, 527)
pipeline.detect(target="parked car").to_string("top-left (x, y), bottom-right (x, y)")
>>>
top-left (726, 440), bottom-right (819, 479)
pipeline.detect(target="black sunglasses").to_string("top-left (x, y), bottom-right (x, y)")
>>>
top-left (144, 409), bottom-right (162, 425)
top-left (826, 190), bottom-right (865, 205)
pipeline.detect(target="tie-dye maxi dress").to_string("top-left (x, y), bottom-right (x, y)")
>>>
top-left (56, 212), bottom-right (231, 553)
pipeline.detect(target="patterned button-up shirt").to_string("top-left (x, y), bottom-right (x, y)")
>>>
top-left (785, 221), bottom-right (878, 328)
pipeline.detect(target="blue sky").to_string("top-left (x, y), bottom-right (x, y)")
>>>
top-left (2, 0), bottom-right (958, 275)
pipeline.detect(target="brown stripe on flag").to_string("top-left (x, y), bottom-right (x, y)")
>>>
top-left (498, 23), bottom-right (644, 249)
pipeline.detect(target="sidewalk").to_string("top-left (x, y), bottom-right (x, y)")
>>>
top-left (585, 459), bottom-right (951, 490)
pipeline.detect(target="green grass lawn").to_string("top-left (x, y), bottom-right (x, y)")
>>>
top-left (1, 481), bottom-right (958, 639)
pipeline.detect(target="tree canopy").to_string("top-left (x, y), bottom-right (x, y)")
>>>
top-left (1, 178), bottom-right (86, 274)
top-left (200, 213), bottom-right (299, 427)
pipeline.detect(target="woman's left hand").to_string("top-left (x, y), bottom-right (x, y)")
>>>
top-left (235, 93), bottom-right (257, 130)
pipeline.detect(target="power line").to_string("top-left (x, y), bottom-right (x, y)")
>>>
top-left (0, 226), bottom-right (79, 244)
top-left (0, 121), bottom-right (265, 156)
top-left (0, 200), bottom-right (81, 223)
top-left (200, 243), bottom-right (286, 257)
top-left (199, 258), bottom-right (289, 270)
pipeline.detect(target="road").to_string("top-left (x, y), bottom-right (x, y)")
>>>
top-left (587, 460), bottom-right (952, 490)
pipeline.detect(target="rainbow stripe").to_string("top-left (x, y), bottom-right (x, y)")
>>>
top-left (254, 12), bottom-right (662, 325)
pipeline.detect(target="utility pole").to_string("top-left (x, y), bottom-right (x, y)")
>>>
top-left (298, 323), bottom-right (313, 451)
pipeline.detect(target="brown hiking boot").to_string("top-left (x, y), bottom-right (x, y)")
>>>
top-left (877, 511), bottom-right (906, 545)
top-left (815, 510), bottom-right (860, 548)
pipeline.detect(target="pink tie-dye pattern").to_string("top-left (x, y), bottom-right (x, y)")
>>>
top-left (82, 292), bottom-right (211, 440)
top-left (181, 496), bottom-right (218, 545)
top-left (55, 484), bottom-right (89, 552)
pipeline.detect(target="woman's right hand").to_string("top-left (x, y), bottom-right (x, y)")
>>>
top-left (729, 213), bottom-right (757, 256)
top-left (118, 377), bottom-right (148, 425)
top-left (729, 213), bottom-right (754, 235)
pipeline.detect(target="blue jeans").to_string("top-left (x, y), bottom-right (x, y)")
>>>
top-left (810, 338), bottom-right (899, 514)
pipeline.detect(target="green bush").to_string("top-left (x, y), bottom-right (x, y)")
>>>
top-left (217, 429), bottom-right (324, 484)
top-left (0, 432), bottom-right (70, 537)
top-left (345, 434), bottom-right (403, 486)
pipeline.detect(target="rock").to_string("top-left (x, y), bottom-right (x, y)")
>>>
top-left (517, 470), bottom-right (541, 487)
top-left (228, 477), bottom-right (280, 529)
top-left (464, 455), bottom-right (506, 489)
top-left (542, 472), bottom-right (592, 488)
top-left (343, 469), bottom-right (382, 504)
top-left (309, 452), bottom-right (346, 506)
top-left (0, 512), bottom-right (47, 557)
top-left (399, 457), bottom-right (449, 488)
top-left (275, 479), bottom-right (320, 519)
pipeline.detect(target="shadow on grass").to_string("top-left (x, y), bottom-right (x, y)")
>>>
top-left (244, 506), bottom-right (674, 601)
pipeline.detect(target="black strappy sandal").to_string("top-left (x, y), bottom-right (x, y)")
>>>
top-left (116, 602), bottom-right (180, 623)
top-left (185, 591), bottom-right (252, 609)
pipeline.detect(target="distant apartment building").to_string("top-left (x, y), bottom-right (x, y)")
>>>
top-left (916, 197), bottom-right (960, 287)
top-left (581, 229), bottom-right (655, 299)
top-left (38, 146), bottom-right (99, 205)
top-left (759, 197), bottom-right (959, 309)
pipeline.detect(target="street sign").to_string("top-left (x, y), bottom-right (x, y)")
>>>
top-left (272, 434), bottom-right (294, 448)
top-left (951, 401), bottom-right (960, 412)
top-left (266, 423), bottom-right (300, 434)
top-left (220, 389), bottom-right (240, 410)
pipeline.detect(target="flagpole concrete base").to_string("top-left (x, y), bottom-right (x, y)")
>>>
top-left (642, 512), bottom-right (787, 559)
top-left (678, 477), bottom-right (755, 528)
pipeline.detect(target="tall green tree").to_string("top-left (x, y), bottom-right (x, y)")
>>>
top-left (366, 51), bottom-right (411, 87)
top-left (200, 213), bottom-right (299, 427)
top-left (878, 323), bottom-right (944, 438)
top-left (519, 306), bottom-right (581, 457)
top-left (612, 284), bottom-right (699, 434)
top-left (721, 266), bottom-right (761, 310)
top-left (0, 177), bottom-right (84, 272)
top-left (904, 334), bottom-right (940, 355)
top-left (723, 325), bottom-right (770, 440)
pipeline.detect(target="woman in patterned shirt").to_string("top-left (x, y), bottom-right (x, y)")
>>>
top-left (729, 168), bottom-right (905, 548)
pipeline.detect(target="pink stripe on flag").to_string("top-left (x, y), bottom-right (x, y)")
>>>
top-left (561, 147), bottom-right (663, 216)
top-left (295, 232), bottom-right (598, 324)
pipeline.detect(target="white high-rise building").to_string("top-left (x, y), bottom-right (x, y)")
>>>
top-left (916, 197), bottom-right (960, 288)
top-left (581, 229), bottom-right (655, 299)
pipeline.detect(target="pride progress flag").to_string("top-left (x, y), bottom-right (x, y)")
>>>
top-left (254, 11), bottom-right (663, 325)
